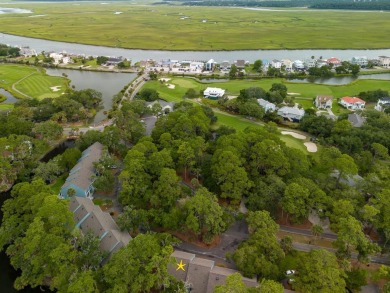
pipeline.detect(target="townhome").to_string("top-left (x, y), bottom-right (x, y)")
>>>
top-left (339, 96), bottom-right (366, 110)
top-left (315, 95), bottom-right (333, 109)
top-left (59, 142), bottom-right (103, 199)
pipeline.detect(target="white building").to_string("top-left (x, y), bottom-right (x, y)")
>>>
top-left (292, 60), bottom-right (305, 71)
top-left (351, 56), bottom-right (368, 67)
top-left (49, 53), bottom-right (70, 65)
top-left (339, 96), bottom-right (366, 110)
top-left (315, 95), bottom-right (333, 109)
top-left (257, 98), bottom-right (276, 112)
top-left (205, 59), bottom-right (215, 71)
top-left (270, 59), bottom-right (282, 69)
top-left (277, 106), bottom-right (305, 121)
top-left (281, 59), bottom-right (293, 71)
top-left (204, 87), bottom-right (225, 99)
top-left (375, 97), bottom-right (390, 112)
top-left (304, 59), bottom-right (317, 69)
top-left (379, 56), bottom-right (390, 68)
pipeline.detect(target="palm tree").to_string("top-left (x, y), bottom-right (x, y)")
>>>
top-left (67, 187), bottom-right (76, 198)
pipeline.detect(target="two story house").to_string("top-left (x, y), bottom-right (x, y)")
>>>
top-left (339, 96), bottom-right (366, 110)
top-left (315, 95), bottom-right (333, 109)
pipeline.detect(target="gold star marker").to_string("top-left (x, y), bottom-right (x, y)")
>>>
top-left (176, 259), bottom-right (186, 271)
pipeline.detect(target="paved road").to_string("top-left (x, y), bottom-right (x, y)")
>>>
top-left (279, 225), bottom-right (337, 240)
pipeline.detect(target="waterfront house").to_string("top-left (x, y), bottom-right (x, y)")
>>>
top-left (351, 56), bottom-right (368, 67)
top-left (257, 98), bottom-right (276, 112)
top-left (204, 87), bottom-right (225, 99)
top-left (270, 59), bottom-right (282, 69)
top-left (316, 59), bottom-right (328, 67)
top-left (277, 106), bottom-right (305, 121)
top-left (235, 60), bottom-right (246, 69)
top-left (327, 57), bottom-right (342, 67)
top-left (281, 59), bottom-right (293, 71)
top-left (105, 56), bottom-right (123, 66)
top-left (292, 60), bottom-right (304, 71)
top-left (315, 95), bottom-right (333, 109)
top-left (219, 61), bottom-right (231, 71)
top-left (69, 197), bottom-right (131, 255)
top-left (205, 59), bottom-right (215, 71)
top-left (339, 96), bottom-right (366, 110)
top-left (262, 60), bottom-right (270, 71)
top-left (379, 56), bottom-right (390, 68)
top-left (59, 142), bottom-right (103, 199)
top-left (375, 97), bottom-right (390, 112)
top-left (304, 59), bottom-right (317, 69)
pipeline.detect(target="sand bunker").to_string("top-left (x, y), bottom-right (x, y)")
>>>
top-left (281, 131), bottom-right (306, 140)
top-left (304, 142), bottom-right (318, 152)
top-left (50, 86), bottom-right (61, 92)
top-left (159, 78), bottom-right (171, 82)
top-left (167, 84), bottom-right (175, 89)
top-left (287, 92), bottom-right (301, 95)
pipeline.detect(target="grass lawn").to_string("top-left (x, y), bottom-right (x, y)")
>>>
top-left (50, 175), bottom-right (66, 194)
top-left (0, 103), bottom-right (14, 111)
top-left (1, 3), bottom-right (390, 50)
top-left (0, 64), bottom-right (69, 100)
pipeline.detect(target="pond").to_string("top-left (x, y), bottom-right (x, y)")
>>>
top-left (288, 73), bottom-right (390, 85)
top-left (0, 88), bottom-right (18, 103)
top-left (45, 68), bottom-right (137, 123)
top-left (0, 8), bottom-right (31, 14)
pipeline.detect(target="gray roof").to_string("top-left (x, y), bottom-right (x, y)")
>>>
top-left (257, 98), bottom-right (275, 108)
top-left (278, 106), bottom-right (305, 116)
top-left (69, 197), bottom-right (131, 254)
top-left (348, 113), bottom-right (365, 128)
top-left (145, 100), bottom-right (175, 110)
top-left (62, 142), bottom-right (103, 191)
top-left (169, 250), bottom-right (258, 293)
top-left (316, 95), bottom-right (333, 102)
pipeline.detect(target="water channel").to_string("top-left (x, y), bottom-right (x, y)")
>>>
top-left (2, 33), bottom-right (390, 63)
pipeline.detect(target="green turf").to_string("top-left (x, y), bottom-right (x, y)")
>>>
top-left (0, 64), bottom-right (69, 100)
top-left (0, 103), bottom-right (14, 111)
top-left (1, 3), bottom-right (390, 50)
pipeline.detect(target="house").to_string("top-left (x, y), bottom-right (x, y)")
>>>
top-left (270, 59), bottom-right (282, 69)
top-left (351, 56), bottom-right (368, 68)
top-left (316, 59), bottom-right (328, 68)
top-left (339, 96), bottom-right (366, 110)
top-left (277, 106), bottom-right (305, 121)
top-left (378, 56), bottom-right (390, 68)
top-left (204, 87), bottom-right (225, 99)
top-left (257, 98), bottom-right (276, 112)
top-left (304, 59), bottom-right (317, 69)
top-left (375, 97), bottom-right (390, 112)
top-left (105, 56), bottom-right (123, 66)
top-left (59, 142), bottom-right (103, 199)
top-left (348, 113), bottom-right (365, 128)
top-left (49, 52), bottom-right (70, 65)
top-left (262, 60), bottom-right (270, 71)
top-left (189, 61), bottom-right (204, 72)
top-left (69, 197), bottom-right (131, 255)
top-left (281, 59), bottom-right (293, 71)
top-left (327, 57), bottom-right (342, 67)
top-left (146, 100), bottom-right (175, 114)
top-left (168, 250), bottom-right (258, 293)
top-left (315, 95), bottom-right (333, 109)
top-left (19, 46), bottom-right (36, 57)
top-left (205, 59), bottom-right (215, 71)
top-left (292, 60), bottom-right (304, 71)
top-left (235, 59), bottom-right (246, 69)
top-left (219, 61), bottom-right (231, 71)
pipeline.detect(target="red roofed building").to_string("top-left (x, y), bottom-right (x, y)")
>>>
top-left (327, 57), bottom-right (342, 67)
top-left (339, 96), bottom-right (366, 110)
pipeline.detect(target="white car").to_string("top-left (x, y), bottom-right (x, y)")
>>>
top-left (286, 270), bottom-right (296, 284)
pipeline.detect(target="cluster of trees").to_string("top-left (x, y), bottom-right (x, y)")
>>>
top-left (0, 44), bottom-right (20, 57)
top-left (334, 61), bottom-right (361, 75)
top-left (0, 180), bottom-right (182, 292)
top-left (218, 84), bottom-right (287, 119)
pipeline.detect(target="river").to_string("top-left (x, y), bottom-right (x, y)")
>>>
top-left (2, 33), bottom-right (390, 63)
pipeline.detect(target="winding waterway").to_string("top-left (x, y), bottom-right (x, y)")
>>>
top-left (2, 33), bottom-right (390, 63)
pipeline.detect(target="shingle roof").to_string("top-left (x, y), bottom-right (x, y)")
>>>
top-left (348, 113), bottom-right (365, 128)
top-left (316, 95), bottom-right (333, 102)
top-left (61, 142), bottom-right (103, 192)
top-left (342, 96), bottom-right (365, 104)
